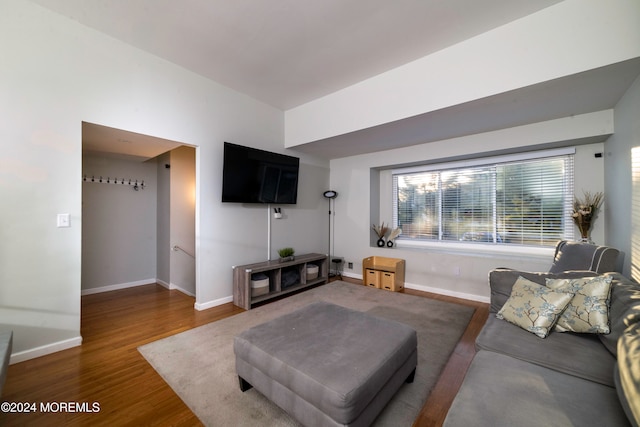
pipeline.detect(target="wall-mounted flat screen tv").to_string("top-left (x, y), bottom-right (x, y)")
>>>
top-left (222, 142), bottom-right (300, 204)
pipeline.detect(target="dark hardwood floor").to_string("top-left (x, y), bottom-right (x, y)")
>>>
top-left (1, 279), bottom-right (488, 426)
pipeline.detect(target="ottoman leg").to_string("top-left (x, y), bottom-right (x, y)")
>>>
top-left (406, 368), bottom-right (416, 384)
top-left (239, 376), bottom-right (253, 392)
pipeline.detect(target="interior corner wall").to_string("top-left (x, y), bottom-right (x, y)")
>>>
top-left (0, 0), bottom-right (329, 360)
top-left (606, 75), bottom-right (640, 278)
top-left (270, 161), bottom-right (330, 257)
top-left (169, 146), bottom-right (196, 296)
top-left (157, 152), bottom-right (171, 286)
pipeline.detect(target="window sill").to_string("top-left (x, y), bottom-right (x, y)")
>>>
top-left (393, 239), bottom-right (555, 262)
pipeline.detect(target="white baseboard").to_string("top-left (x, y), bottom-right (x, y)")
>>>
top-left (157, 279), bottom-right (195, 297)
top-left (81, 278), bottom-right (157, 295)
top-left (170, 283), bottom-right (195, 297)
top-left (404, 282), bottom-right (490, 304)
top-left (342, 272), bottom-right (362, 280)
top-left (82, 278), bottom-right (202, 305)
top-left (194, 295), bottom-right (234, 311)
top-left (10, 336), bottom-right (83, 364)
top-left (341, 272), bottom-right (490, 304)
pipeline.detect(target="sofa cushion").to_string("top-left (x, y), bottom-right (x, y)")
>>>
top-left (546, 275), bottom-right (613, 334)
top-left (443, 350), bottom-right (630, 427)
top-left (488, 268), bottom-right (597, 314)
top-left (599, 273), bottom-right (640, 356)
top-left (616, 322), bottom-right (640, 427)
top-left (549, 240), bottom-right (620, 274)
top-left (477, 316), bottom-right (616, 386)
top-left (496, 276), bottom-right (574, 338)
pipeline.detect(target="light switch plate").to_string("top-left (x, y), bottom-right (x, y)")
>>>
top-left (57, 213), bottom-right (70, 228)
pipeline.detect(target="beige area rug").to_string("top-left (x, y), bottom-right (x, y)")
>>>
top-left (138, 281), bottom-right (475, 426)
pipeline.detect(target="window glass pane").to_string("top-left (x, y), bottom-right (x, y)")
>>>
top-left (395, 172), bottom-right (439, 240)
top-left (497, 159), bottom-right (566, 245)
top-left (441, 167), bottom-right (495, 242)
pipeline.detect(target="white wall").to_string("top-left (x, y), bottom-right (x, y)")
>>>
top-left (157, 152), bottom-right (171, 286)
top-left (331, 113), bottom-right (610, 301)
top-left (606, 75), bottom-right (640, 278)
top-left (169, 146), bottom-right (196, 296)
top-left (81, 154), bottom-right (158, 293)
top-left (0, 0), bottom-right (329, 361)
top-left (285, 0), bottom-right (640, 147)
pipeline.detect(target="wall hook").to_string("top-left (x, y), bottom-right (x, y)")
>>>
top-left (83, 175), bottom-right (146, 191)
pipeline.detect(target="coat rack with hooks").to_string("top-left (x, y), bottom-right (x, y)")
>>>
top-left (83, 175), bottom-right (146, 191)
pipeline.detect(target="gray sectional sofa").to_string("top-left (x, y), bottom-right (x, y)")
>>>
top-left (443, 268), bottom-right (640, 427)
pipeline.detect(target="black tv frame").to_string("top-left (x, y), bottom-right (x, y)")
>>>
top-left (221, 142), bottom-right (300, 204)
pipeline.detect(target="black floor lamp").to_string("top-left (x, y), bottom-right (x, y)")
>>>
top-left (323, 190), bottom-right (341, 279)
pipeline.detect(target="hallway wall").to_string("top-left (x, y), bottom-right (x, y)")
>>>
top-left (81, 154), bottom-right (158, 293)
top-left (169, 146), bottom-right (196, 295)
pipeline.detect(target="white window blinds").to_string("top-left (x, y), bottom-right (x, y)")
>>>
top-left (392, 149), bottom-right (575, 247)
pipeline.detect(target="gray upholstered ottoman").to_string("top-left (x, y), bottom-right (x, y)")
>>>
top-left (234, 301), bottom-right (417, 427)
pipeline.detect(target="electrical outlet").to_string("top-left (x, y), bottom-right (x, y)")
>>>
top-left (348, 262), bottom-right (353, 269)
top-left (453, 266), bottom-right (461, 276)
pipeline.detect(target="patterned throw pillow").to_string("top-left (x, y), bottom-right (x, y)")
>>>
top-left (497, 276), bottom-right (574, 338)
top-left (546, 275), bottom-right (613, 334)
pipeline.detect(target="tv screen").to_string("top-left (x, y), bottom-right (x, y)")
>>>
top-left (222, 142), bottom-right (300, 204)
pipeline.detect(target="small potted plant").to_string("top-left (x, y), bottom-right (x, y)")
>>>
top-left (278, 247), bottom-right (295, 262)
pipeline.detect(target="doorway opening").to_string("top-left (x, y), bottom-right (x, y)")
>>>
top-left (81, 121), bottom-right (197, 300)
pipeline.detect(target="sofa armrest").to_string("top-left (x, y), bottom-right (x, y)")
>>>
top-left (488, 268), bottom-right (598, 313)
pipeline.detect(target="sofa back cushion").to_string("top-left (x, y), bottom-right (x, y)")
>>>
top-left (599, 273), bottom-right (640, 356)
top-left (549, 240), bottom-right (620, 273)
top-left (615, 322), bottom-right (640, 427)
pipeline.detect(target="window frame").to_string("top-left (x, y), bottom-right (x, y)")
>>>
top-left (391, 147), bottom-right (575, 253)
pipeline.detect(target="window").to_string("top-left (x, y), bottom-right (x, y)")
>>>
top-left (632, 147), bottom-right (640, 282)
top-left (392, 148), bottom-right (575, 247)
